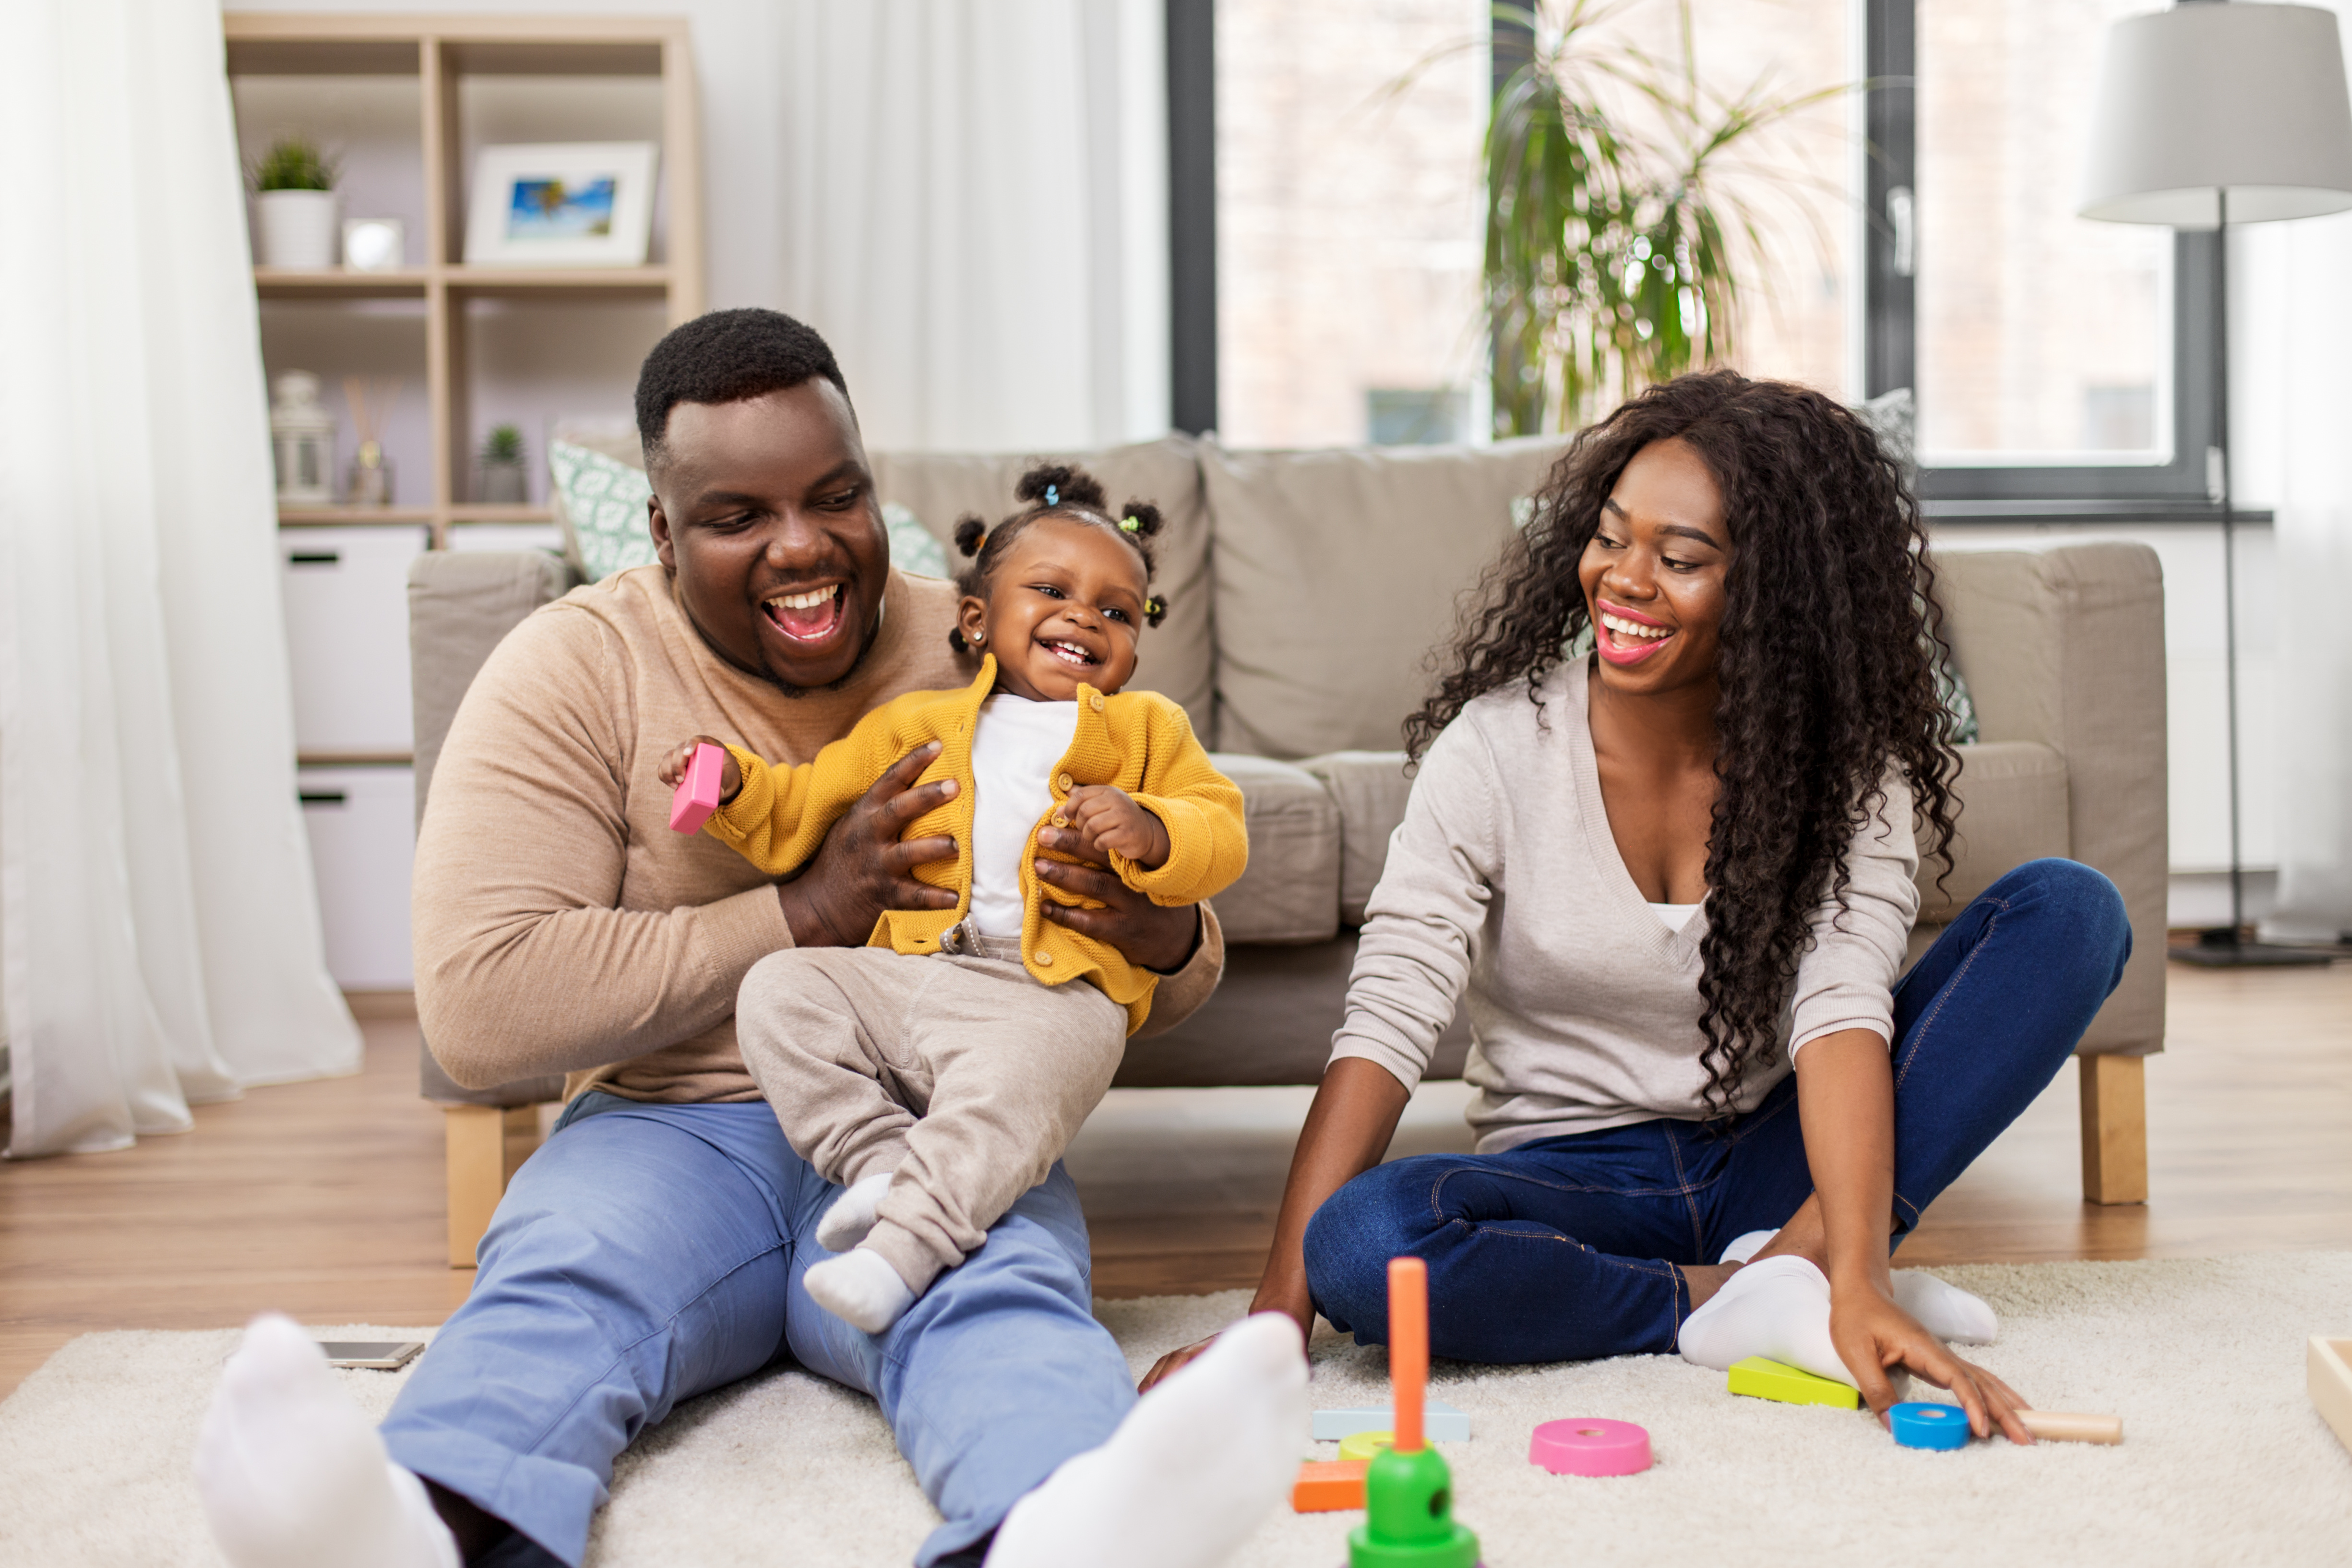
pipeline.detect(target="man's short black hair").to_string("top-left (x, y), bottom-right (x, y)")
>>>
top-left (634, 308), bottom-right (850, 467)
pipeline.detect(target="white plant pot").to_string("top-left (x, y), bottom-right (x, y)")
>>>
top-left (257, 190), bottom-right (339, 269)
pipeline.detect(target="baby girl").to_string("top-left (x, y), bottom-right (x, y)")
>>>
top-left (660, 464), bottom-right (1247, 1333)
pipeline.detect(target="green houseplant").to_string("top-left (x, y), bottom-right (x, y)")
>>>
top-left (478, 424), bottom-right (529, 504)
top-left (250, 133), bottom-right (342, 269)
top-left (1484, 1), bottom-right (1842, 435)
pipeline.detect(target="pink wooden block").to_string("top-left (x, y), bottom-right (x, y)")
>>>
top-left (670, 743), bottom-right (726, 834)
top-left (1528, 1417), bottom-right (1651, 1477)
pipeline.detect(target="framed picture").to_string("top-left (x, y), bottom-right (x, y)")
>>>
top-left (463, 143), bottom-right (658, 268)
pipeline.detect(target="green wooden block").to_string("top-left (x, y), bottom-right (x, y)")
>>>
top-left (1727, 1356), bottom-right (1862, 1410)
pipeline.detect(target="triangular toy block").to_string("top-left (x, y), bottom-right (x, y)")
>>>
top-left (1727, 1356), bottom-right (1861, 1410)
top-left (1313, 1399), bottom-right (1469, 1441)
top-left (1291, 1460), bottom-right (1369, 1512)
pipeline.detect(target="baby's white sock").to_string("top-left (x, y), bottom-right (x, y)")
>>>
top-left (1677, 1254), bottom-right (1855, 1388)
top-left (988, 1312), bottom-right (1306, 1568)
top-left (1715, 1229), bottom-right (1996, 1344)
top-left (816, 1171), bottom-right (895, 1253)
top-left (193, 1314), bottom-right (459, 1568)
top-left (805, 1246), bottom-right (918, 1335)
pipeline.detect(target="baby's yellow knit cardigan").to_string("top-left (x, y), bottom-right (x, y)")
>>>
top-left (704, 655), bottom-right (1247, 1033)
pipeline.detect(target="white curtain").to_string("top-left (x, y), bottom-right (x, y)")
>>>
top-left (774, 0), bottom-right (1171, 452)
top-left (2237, 1), bottom-right (2352, 944)
top-left (0, 0), bottom-right (360, 1158)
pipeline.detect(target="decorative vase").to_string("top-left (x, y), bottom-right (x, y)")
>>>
top-left (347, 443), bottom-right (394, 507)
top-left (257, 190), bottom-right (339, 269)
top-left (478, 462), bottom-right (528, 504)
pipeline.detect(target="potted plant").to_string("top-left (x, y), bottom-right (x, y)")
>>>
top-left (478, 424), bottom-right (529, 504)
top-left (251, 134), bottom-right (341, 269)
top-left (1482, 2), bottom-right (1843, 434)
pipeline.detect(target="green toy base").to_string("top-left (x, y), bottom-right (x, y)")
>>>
top-left (1346, 1523), bottom-right (1481, 1568)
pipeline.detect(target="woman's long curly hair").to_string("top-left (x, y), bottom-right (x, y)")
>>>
top-left (1406, 370), bottom-right (1960, 1122)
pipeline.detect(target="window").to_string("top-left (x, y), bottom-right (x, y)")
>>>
top-left (1864, 0), bottom-right (2221, 509)
top-left (1209, 0), bottom-right (1490, 447)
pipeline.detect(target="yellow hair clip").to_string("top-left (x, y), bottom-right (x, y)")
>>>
top-left (1120, 515), bottom-right (1141, 533)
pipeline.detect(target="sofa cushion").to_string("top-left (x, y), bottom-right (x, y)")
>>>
top-left (869, 435), bottom-right (1214, 736)
top-left (1914, 740), bottom-right (2072, 924)
top-left (1204, 436), bottom-right (1568, 758)
top-left (1117, 935), bottom-right (1473, 1087)
top-left (1209, 753), bottom-right (1342, 945)
top-left (1300, 750), bottom-right (1415, 926)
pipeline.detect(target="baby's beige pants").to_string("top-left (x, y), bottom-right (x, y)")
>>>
top-left (734, 934), bottom-right (1127, 1294)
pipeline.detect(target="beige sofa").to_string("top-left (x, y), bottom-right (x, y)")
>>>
top-left (411, 432), bottom-right (2168, 1267)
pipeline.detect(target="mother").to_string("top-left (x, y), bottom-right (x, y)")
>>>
top-left (1146, 371), bottom-right (2131, 1437)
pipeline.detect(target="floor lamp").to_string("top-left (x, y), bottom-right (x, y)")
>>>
top-left (2080, 1), bottom-right (2352, 967)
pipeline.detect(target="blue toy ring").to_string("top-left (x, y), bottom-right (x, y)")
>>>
top-left (1889, 1402), bottom-right (1970, 1450)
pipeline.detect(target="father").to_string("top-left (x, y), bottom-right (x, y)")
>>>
top-left (193, 310), bottom-right (1303, 1568)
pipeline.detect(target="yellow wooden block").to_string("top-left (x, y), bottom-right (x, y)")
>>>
top-left (1727, 1356), bottom-right (1862, 1410)
top-left (2310, 1336), bottom-right (2352, 1458)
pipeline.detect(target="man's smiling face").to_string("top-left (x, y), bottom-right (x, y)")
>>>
top-left (646, 381), bottom-right (890, 692)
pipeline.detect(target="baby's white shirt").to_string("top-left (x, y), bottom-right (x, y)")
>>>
top-left (966, 693), bottom-right (1079, 937)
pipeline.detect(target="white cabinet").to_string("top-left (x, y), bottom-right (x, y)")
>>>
top-left (298, 766), bottom-right (415, 990)
top-left (281, 527), bottom-right (429, 756)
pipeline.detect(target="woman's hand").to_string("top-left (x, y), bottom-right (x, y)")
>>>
top-left (1829, 1276), bottom-right (2033, 1443)
top-left (1031, 823), bottom-right (1198, 972)
top-left (1138, 1332), bottom-right (1222, 1393)
top-left (775, 743), bottom-right (959, 947)
top-left (656, 735), bottom-right (741, 802)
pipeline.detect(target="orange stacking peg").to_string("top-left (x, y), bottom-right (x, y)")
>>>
top-left (1348, 1257), bottom-right (1478, 1568)
top-left (1391, 1257), bottom-right (1427, 1453)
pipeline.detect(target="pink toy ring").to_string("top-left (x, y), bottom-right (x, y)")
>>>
top-left (1529, 1417), bottom-right (1652, 1476)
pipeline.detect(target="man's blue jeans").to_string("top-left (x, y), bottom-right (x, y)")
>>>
top-left (1303, 859), bottom-right (2134, 1365)
top-left (379, 1094), bottom-right (1135, 1568)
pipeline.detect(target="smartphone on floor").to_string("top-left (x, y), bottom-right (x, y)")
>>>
top-left (320, 1341), bottom-right (425, 1370)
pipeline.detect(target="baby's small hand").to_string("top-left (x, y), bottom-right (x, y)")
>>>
top-left (657, 736), bottom-right (742, 803)
top-left (1059, 785), bottom-right (1170, 869)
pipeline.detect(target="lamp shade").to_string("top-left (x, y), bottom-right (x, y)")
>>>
top-left (2081, 2), bottom-right (2352, 227)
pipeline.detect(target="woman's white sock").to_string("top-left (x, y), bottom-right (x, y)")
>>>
top-left (815, 1171), bottom-right (895, 1252)
top-left (987, 1311), bottom-right (1307, 1568)
top-left (193, 1314), bottom-right (459, 1568)
top-left (805, 1246), bottom-right (918, 1334)
top-left (1677, 1254), bottom-right (1856, 1388)
top-left (1891, 1269), bottom-right (1999, 1344)
top-left (1715, 1228), bottom-right (1996, 1344)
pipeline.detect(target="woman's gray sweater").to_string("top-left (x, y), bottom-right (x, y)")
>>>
top-left (1329, 658), bottom-right (1920, 1151)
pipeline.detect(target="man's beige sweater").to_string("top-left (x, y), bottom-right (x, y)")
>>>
top-left (412, 563), bottom-right (1225, 1105)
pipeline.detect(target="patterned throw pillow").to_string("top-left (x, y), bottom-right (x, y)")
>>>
top-left (884, 503), bottom-right (951, 579)
top-left (548, 439), bottom-right (951, 583)
top-left (549, 440), bottom-right (660, 582)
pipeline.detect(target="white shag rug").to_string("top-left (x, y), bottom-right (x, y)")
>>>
top-left (4, 1254), bottom-right (2349, 1567)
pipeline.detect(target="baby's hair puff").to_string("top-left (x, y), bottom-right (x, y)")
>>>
top-left (945, 461), bottom-right (1170, 652)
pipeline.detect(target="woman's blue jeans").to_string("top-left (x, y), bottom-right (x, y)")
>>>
top-left (1302, 858), bottom-right (2133, 1365)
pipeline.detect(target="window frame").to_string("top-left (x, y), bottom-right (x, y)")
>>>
top-left (1863, 0), bottom-right (2228, 519)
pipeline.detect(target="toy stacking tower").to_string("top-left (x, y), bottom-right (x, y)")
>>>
top-left (1349, 1258), bottom-right (1480, 1568)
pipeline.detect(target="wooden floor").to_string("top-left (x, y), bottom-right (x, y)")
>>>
top-left (3, 961), bottom-right (2346, 1396)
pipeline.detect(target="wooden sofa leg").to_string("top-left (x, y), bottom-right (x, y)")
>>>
top-left (445, 1105), bottom-right (544, 1268)
top-left (2079, 1054), bottom-right (2149, 1206)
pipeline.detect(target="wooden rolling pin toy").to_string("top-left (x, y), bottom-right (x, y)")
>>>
top-left (2017, 1410), bottom-right (2123, 1445)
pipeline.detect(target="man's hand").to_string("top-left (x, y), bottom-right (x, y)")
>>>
top-left (1033, 823), bottom-right (1200, 972)
top-left (1830, 1277), bottom-right (2033, 1444)
top-left (657, 735), bottom-right (742, 803)
top-left (1059, 785), bottom-right (1171, 869)
top-left (776, 743), bottom-right (960, 947)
